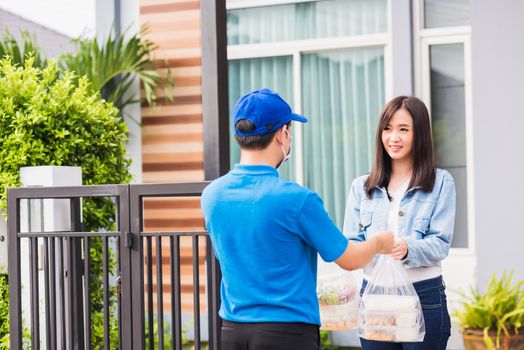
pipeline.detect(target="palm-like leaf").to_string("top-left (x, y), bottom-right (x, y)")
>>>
top-left (60, 28), bottom-right (168, 115)
top-left (0, 28), bottom-right (170, 120)
top-left (0, 30), bottom-right (45, 67)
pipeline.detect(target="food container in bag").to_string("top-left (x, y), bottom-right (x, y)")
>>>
top-left (317, 259), bottom-right (359, 330)
top-left (358, 255), bottom-right (425, 342)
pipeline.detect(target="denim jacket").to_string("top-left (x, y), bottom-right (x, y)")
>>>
top-left (343, 168), bottom-right (456, 268)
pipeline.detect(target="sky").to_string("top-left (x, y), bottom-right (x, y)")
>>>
top-left (0, 0), bottom-right (95, 38)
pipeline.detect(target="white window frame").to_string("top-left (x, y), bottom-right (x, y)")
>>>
top-left (414, 0), bottom-right (475, 256)
top-left (226, 1), bottom-right (391, 184)
top-left (227, 0), bottom-right (316, 10)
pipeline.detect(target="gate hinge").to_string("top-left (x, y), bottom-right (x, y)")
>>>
top-left (124, 232), bottom-right (133, 248)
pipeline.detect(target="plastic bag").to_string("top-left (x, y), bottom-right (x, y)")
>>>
top-left (358, 255), bottom-right (425, 342)
top-left (317, 259), bottom-right (359, 330)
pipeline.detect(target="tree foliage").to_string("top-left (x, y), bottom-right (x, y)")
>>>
top-left (0, 57), bottom-right (132, 212)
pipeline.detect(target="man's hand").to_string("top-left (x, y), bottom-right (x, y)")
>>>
top-left (335, 231), bottom-right (395, 271)
top-left (373, 231), bottom-right (395, 254)
top-left (390, 237), bottom-right (408, 260)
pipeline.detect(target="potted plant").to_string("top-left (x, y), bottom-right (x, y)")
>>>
top-left (455, 271), bottom-right (524, 350)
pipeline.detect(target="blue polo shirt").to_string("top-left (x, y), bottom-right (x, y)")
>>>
top-left (201, 164), bottom-right (348, 325)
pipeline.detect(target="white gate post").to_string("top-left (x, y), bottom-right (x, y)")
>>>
top-left (18, 166), bottom-right (82, 349)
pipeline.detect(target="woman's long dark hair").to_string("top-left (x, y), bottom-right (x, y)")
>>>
top-left (364, 96), bottom-right (435, 198)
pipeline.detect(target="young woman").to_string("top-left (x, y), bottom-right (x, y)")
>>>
top-left (343, 96), bottom-right (455, 349)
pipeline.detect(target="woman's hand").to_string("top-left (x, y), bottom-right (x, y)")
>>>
top-left (390, 237), bottom-right (409, 260)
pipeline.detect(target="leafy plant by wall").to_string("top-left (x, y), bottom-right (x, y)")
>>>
top-left (0, 30), bottom-right (45, 68)
top-left (0, 57), bottom-right (132, 212)
top-left (61, 28), bottom-right (172, 116)
top-left (0, 27), bottom-right (171, 118)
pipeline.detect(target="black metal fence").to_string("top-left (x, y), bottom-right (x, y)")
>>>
top-left (7, 182), bottom-right (220, 350)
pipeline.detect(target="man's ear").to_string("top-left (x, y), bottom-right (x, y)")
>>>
top-left (284, 125), bottom-right (292, 140)
top-left (275, 126), bottom-right (283, 140)
top-left (274, 127), bottom-right (282, 143)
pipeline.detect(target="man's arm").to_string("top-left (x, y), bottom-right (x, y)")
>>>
top-left (295, 192), bottom-right (393, 266)
top-left (335, 231), bottom-right (394, 270)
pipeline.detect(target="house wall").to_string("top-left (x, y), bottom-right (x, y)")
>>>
top-left (389, 0), bottom-right (413, 97)
top-left (471, 0), bottom-right (524, 289)
top-left (140, 0), bottom-right (204, 184)
top-left (0, 8), bottom-right (75, 58)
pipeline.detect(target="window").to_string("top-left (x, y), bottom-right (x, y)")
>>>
top-left (423, 0), bottom-right (470, 29)
top-left (416, 0), bottom-right (472, 249)
top-left (301, 49), bottom-right (384, 223)
top-left (227, 0), bottom-right (387, 45)
top-left (227, 0), bottom-right (388, 227)
top-left (429, 43), bottom-right (468, 248)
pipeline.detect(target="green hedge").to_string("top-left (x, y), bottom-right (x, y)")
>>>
top-left (0, 57), bottom-right (132, 213)
top-left (0, 274), bottom-right (8, 348)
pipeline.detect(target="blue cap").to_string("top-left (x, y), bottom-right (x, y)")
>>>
top-left (232, 88), bottom-right (308, 136)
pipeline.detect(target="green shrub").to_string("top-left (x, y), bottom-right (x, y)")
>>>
top-left (0, 274), bottom-right (31, 349)
top-left (0, 274), bottom-right (8, 348)
top-left (319, 330), bottom-right (339, 350)
top-left (0, 56), bottom-right (132, 213)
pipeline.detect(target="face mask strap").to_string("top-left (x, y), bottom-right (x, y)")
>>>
top-left (276, 126), bottom-right (291, 169)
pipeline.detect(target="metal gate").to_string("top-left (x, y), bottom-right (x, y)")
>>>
top-left (7, 182), bottom-right (220, 350)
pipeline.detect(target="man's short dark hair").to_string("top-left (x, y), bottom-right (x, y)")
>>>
top-left (234, 120), bottom-right (290, 150)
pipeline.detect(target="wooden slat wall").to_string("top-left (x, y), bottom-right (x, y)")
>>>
top-left (140, 0), bottom-right (207, 315)
top-left (141, 0), bottom-right (204, 183)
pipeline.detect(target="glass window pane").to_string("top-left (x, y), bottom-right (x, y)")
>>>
top-left (302, 48), bottom-right (385, 227)
top-left (430, 43), bottom-right (468, 248)
top-left (424, 0), bottom-right (470, 28)
top-left (227, 0), bottom-right (387, 45)
top-left (228, 56), bottom-right (295, 180)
